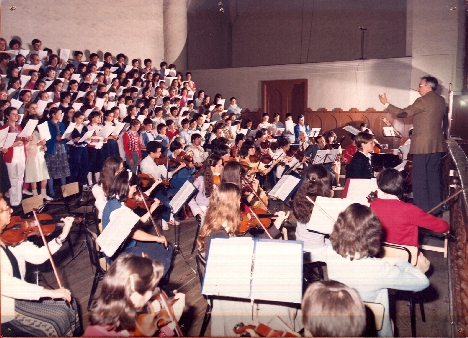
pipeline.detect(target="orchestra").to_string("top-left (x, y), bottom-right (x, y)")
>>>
top-left (0, 42), bottom-right (450, 337)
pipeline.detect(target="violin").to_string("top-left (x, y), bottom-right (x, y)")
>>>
top-left (137, 173), bottom-right (155, 188)
top-left (260, 140), bottom-right (279, 151)
top-left (176, 151), bottom-right (193, 166)
top-left (1, 214), bottom-right (56, 246)
top-left (213, 174), bottom-right (221, 185)
top-left (234, 322), bottom-right (299, 337)
top-left (126, 191), bottom-right (160, 210)
top-left (132, 290), bottom-right (183, 337)
top-left (238, 208), bottom-right (274, 235)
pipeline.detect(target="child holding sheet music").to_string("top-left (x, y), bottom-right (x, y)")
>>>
top-left (1, 107), bottom-right (29, 206)
top-left (101, 170), bottom-right (173, 277)
top-left (45, 108), bottom-right (70, 197)
top-left (68, 111), bottom-right (90, 190)
top-left (293, 164), bottom-right (333, 262)
top-left (100, 109), bottom-right (120, 162)
top-left (24, 114), bottom-right (52, 200)
top-left (86, 111), bottom-right (104, 186)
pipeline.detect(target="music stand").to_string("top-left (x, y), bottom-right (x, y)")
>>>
top-left (309, 128), bottom-right (321, 138)
top-left (169, 181), bottom-right (197, 274)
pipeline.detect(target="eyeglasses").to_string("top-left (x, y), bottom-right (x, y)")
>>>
top-left (418, 84), bottom-right (428, 87)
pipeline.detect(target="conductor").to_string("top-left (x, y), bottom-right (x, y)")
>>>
top-left (378, 76), bottom-right (446, 214)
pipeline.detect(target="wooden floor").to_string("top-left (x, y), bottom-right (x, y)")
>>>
top-left (24, 188), bottom-right (453, 337)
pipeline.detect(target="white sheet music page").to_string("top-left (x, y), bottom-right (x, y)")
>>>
top-left (202, 237), bottom-right (254, 299)
top-left (344, 178), bottom-right (378, 204)
top-left (268, 175), bottom-right (300, 201)
top-left (251, 240), bottom-right (303, 304)
top-left (169, 181), bottom-right (196, 214)
top-left (96, 205), bottom-right (140, 257)
top-left (307, 196), bottom-right (368, 234)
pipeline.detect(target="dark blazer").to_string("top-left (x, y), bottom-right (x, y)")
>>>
top-left (385, 91), bottom-right (446, 154)
top-left (345, 151), bottom-right (374, 180)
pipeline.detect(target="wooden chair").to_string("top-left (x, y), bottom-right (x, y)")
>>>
top-left (419, 228), bottom-right (450, 259)
top-left (364, 301), bottom-right (385, 332)
top-left (196, 253), bottom-right (213, 337)
top-left (381, 242), bottom-right (425, 337)
top-left (85, 229), bottom-right (108, 309)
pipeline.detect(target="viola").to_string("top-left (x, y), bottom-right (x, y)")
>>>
top-left (1, 214), bottom-right (56, 246)
top-left (238, 208), bottom-right (274, 235)
top-left (213, 174), bottom-right (221, 185)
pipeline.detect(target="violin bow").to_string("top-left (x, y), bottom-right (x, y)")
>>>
top-left (427, 188), bottom-right (464, 215)
top-left (158, 291), bottom-right (184, 337)
top-left (247, 206), bottom-right (274, 239)
top-left (32, 209), bottom-right (65, 289)
top-left (241, 176), bottom-right (271, 213)
top-left (136, 186), bottom-right (163, 239)
top-left (305, 196), bottom-right (336, 223)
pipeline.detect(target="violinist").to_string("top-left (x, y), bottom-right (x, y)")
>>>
top-left (84, 254), bottom-right (185, 336)
top-left (230, 133), bottom-right (245, 158)
top-left (188, 154), bottom-right (223, 220)
top-left (324, 130), bottom-right (342, 187)
top-left (196, 183), bottom-right (288, 257)
top-left (274, 137), bottom-right (299, 179)
top-left (102, 170), bottom-right (173, 277)
top-left (185, 133), bottom-right (207, 169)
top-left (298, 130), bottom-right (310, 150)
top-left (140, 141), bottom-right (184, 229)
top-left (0, 195), bottom-right (80, 336)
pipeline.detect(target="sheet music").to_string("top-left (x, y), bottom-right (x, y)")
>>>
top-left (342, 125), bottom-right (360, 135)
top-left (84, 108), bottom-right (93, 117)
top-left (307, 196), bottom-right (368, 234)
top-left (97, 124), bottom-right (116, 139)
top-left (342, 178), bottom-right (378, 204)
top-left (251, 240), bottom-right (303, 304)
top-left (2, 133), bottom-right (18, 149)
top-left (18, 119), bottom-right (39, 137)
top-left (20, 75), bottom-right (31, 88)
top-left (0, 128), bottom-right (9, 148)
top-left (238, 128), bottom-right (248, 135)
top-left (37, 121), bottom-right (51, 141)
top-left (118, 104), bottom-right (127, 119)
top-left (9, 98), bottom-right (23, 109)
top-left (96, 205), bottom-right (140, 257)
top-left (169, 181), bottom-right (196, 214)
top-left (202, 237), bottom-right (303, 304)
top-left (394, 160), bottom-right (407, 172)
top-left (38, 50), bottom-right (48, 60)
top-left (72, 102), bottom-right (83, 111)
top-left (95, 97), bottom-right (105, 110)
top-left (78, 129), bottom-right (95, 143)
top-left (268, 175), bottom-right (301, 201)
top-left (112, 121), bottom-right (126, 136)
top-left (218, 99), bottom-right (225, 108)
top-left (312, 149), bottom-right (338, 164)
top-left (62, 122), bottom-right (76, 139)
top-left (310, 128), bottom-right (321, 137)
top-left (59, 48), bottom-right (70, 62)
top-left (71, 74), bottom-right (81, 81)
top-left (285, 120), bottom-right (294, 134)
top-left (383, 126), bottom-right (395, 137)
top-left (203, 237), bottom-right (254, 299)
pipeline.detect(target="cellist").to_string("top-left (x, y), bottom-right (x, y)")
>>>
top-left (0, 195), bottom-right (80, 336)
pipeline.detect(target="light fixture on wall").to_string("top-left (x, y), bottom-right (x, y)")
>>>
top-left (218, 2), bottom-right (224, 13)
top-left (10, 6), bottom-right (17, 11)
top-left (359, 27), bottom-right (367, 60)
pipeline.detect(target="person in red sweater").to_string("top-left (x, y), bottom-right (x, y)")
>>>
top-left (122, 119), bottom-right (142, 174)
top-left (370, 168), bottom-right (448, 272)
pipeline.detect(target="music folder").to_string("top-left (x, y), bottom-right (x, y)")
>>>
top-left (202, 237), bottom-right (303, 304)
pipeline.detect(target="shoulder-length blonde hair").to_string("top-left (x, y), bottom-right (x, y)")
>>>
top-left (197, 183), bottom-right (241, 252)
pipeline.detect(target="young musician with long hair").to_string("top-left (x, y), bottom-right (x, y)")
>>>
top-left (84, 254), bottom-right (185, 336)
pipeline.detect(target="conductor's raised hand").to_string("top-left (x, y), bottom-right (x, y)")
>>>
top-left (378, 93), bottom-right (388, 105)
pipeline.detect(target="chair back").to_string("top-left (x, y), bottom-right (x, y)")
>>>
top-left (196, 253), bottom-right (207, 286)
top-left (364, 301), bottom-right (385, 331)
top-left (381, 242), bottom-right (418, 266)
top-left (85, 229), bottom-right (108, 273)
top-left (21, 195), bottom-right (44, 214)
